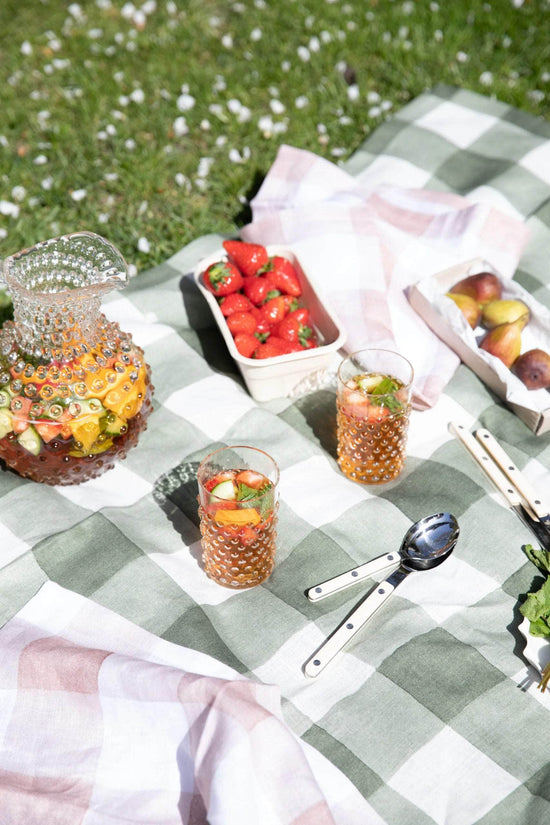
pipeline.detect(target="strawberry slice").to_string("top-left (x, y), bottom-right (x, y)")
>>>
top-left (204, 470), bottom-right (236, 492)
top-left (235, 469), bottom-right (267, 489)
top-left (223, 240), bottom-right (269, 277)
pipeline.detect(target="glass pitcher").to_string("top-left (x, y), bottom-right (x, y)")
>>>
top-left (0, 231), bottom-right (153, 485)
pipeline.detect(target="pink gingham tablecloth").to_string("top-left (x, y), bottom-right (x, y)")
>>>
top-left (0, 582), bottom-right (383, 825)
top-left (242, 144), bottom-right (530, 409)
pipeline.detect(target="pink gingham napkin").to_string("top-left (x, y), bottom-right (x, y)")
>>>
top-left (0, 582), bottom-right (381, 825)
top-left (242, 144), bottom-right (530, 409)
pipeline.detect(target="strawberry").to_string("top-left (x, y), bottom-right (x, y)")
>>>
top-left (276, 310), bottom-right (315, 347)
top-left (367, 404), bottom-right (390, 422)
top-left (254, 336), bottom-right (292, 359)
top-left (204, 260), bottom-right (243, 296)
top-left (234, 332), bottom-right (259, 358)
top-left (250, 306), bottom-right (272, 337)
top-left (261, 255), bottom-right (302, 296)
top-left (259, 295), bottom-right (287, 326)
top-left (204, 470), bottom-right (236, 492)
top-left (219, 292), bottom-right (253, 316)
top-left (243, 275), bottom-right (279, 306)
top-left (281, 294), bottom-right (299, 313)
top-left (290, 307), bottom-right (310, 325)
top-left (235, 469), bottom-right (268, 489)
top-left (226, 311), bottom-right (257, 336)
top-left (223, 240), bottom-right (269, 277)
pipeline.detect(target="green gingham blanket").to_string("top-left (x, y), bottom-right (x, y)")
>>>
top-left (2, 84), bottom-right (550, 824)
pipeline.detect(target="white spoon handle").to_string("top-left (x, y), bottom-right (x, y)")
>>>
top-left (303, 576), bottom-right (399, 678)
top-left (306, 553), bottom-right (399, 601)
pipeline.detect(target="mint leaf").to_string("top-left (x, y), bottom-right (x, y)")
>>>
top-left (371, 376), bottom-right (399, 395)
top-left (236, 482), bottom-right (259, 502)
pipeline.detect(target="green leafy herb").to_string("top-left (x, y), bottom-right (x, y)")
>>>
top-left (371, 377), bottom-right (399, 395)
top-left (237, 482), bottom-right (261, 502)
top-left (520, 575), bottom-right (550, 638)
top-left (523, 543), bottom-right (550, 574)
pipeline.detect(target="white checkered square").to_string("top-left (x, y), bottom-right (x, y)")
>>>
top-left (279, 455), bottom-right (369, 527)
top-left (56, 463), bottom-right (152, 511)
top-left (408, 397), bottom-right (475, 460)
top-left (103, 296), bottom-right (174, 347)
top-left (399, 555), bottom-right (499, 623)
top-left (0, 523), bottom-right (31, 570)
top-left (355, 155), bottom-right (432, 190)
top-left (388, 726), bottom-right (520, 825)
top-left (416, 100), bottom-right (497, 149)
top-left (164, 375), bottom-right (257, 440)
top-left (254, 622), bottom-right (374, 723)
top-left (519, 141), bottom-right (550, 185)
top-left (150, 542), bottom-right (241, 607)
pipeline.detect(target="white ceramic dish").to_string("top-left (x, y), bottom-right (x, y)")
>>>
top-left (194, 244), bottom-right (346, 402)
top-left (519, 616), bottom-right (550, 677)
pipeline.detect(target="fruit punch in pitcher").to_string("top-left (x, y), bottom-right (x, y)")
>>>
top-left (197, 446), bottom-right (279, 589)
top-left (337, 349), bottom-right (413, 484)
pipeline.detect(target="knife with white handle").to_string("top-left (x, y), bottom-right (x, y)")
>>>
top-left (475, 428), bottom-right (550, 524)
top-left (306, 553), bottom-right (400, 602)
top-left (450, 421), bottom-right (550, 548)
top-left (449, 422), bottom-right (522, 509)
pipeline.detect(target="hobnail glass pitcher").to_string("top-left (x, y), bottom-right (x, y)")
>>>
top-left (0, 231), bottom-right (153, 485)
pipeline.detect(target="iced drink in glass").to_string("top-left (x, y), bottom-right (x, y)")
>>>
top-left (337, 348), bottom-right (413, 484)
top-left (197, 445), bottom-right (279, 588)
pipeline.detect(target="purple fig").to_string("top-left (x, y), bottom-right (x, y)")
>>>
top-left (514, 348), bottom-right (550, 390)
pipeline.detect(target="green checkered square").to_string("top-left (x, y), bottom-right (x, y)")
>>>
top-left (162, 604), bottom-right (248, 674)
top-left (321, 671), bottom-right (444, 780)
top-left (302, 723), bottom-right (384, 800)
top-left (433, 148), bottom-right (512, 196)
top-left (453, 679), bottom-right (550, 781)
top-left (475, 785), bottom-right (550, 825)
top-left (471, 120), bottom-right (546, 164)
top-left (379, 627), bottom-right (506, 723)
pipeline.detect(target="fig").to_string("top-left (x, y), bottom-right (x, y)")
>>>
top-left (481, 299), bottom-right (530, 329)
top-left (478, 316), bottom-right (527, 368)
top-left (514, 348), bottom-right (550, 390)
top-left (449, 271), bottom-right (502, 306)
top-left (446, 292), bottom-right (481, 328)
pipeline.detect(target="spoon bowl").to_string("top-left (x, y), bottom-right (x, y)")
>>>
top-left (400, 512), bottom-right (460, 572)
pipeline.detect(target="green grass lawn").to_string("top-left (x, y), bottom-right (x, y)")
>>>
top-left (0, 0), bottom-right (548, 274)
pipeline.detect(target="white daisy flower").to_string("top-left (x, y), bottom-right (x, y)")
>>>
top-left (0, 200), bottom-right (19, 218)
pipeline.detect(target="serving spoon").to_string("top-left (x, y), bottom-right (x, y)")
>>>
top-left (303, 512), bottom-right (459, 678)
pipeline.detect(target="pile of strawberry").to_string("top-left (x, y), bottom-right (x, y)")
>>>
top-left (202, 240), bottom-right (318, 359)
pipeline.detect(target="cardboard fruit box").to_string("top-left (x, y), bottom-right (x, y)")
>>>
top-left (409, 257), bottom-right (550, 434)
top-left (194, 245), bottom-right (346, 402)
